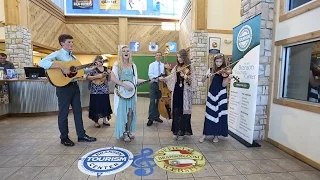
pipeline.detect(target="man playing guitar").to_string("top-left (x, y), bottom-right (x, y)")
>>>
top-left (39, 34), bottom-right (97, 146)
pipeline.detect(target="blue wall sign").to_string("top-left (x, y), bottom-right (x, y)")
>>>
top-left (168, 42), bottom-right (177, 53)
top-left (130, 41), bottom-right (140, 52)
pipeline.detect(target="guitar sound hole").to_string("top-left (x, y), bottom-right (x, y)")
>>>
top-left (70, 66), bottom-right (77, 72)
top-left (67, 72), bottom-right (77, 78)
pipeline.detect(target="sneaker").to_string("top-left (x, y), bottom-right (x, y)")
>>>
top-left (177, 136), bottom-right (184, 141)
top-left (213, 136), bottom-right (219, 143)
top-left (123, 132), bottom-right (131, 142)
top-left (199, 135), bottom-right (206, 143)
top-left (173, 135), bottom-right (178, 140)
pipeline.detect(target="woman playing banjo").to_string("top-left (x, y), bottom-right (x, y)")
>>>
top-left (87, 55), bottom-right (113, 128)
top-left (110, 45), bottom-right (145, 142)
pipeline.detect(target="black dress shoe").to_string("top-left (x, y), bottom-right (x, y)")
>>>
top-left (78, 135), bottom-right (97, 142)
top-left (147, 120), bottom-right (153, 126)
top-left (61, 138), bottom-right (75, 146)
top-left (155, 118), bottom-right (163, 123)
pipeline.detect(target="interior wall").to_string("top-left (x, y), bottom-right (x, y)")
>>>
top-left (207, 0), bottom-right (241, 30)
top-left (28, 0), bottom-right (66, 49)
top-left (269, 0), bottom-right (320, 163)
top-left (206, 0), bottom-right (241, 56)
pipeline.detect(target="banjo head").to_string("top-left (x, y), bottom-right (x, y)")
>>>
top-left (115, 80), bottom-right (136, 99)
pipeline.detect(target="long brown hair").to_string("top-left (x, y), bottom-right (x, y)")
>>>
top-left (212, 53), bottom-right (227, 73)
top-left (176, 49), bottom-right (191, 65)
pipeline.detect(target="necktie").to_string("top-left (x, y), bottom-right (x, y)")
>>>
top-left (157, 62), bottom-right (160, 82)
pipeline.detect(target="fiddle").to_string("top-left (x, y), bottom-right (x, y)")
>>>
top-left (217, 67), bottom-right (232, 78)
top-left (177, 64), bottom-right (192, 85)
top-left (208, 66), bottom-right (240, 82)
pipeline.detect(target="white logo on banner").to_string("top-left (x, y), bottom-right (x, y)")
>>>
top-left (78, 147), bottom-right (134, 177)
top-left (237, 25), bottom-right (252, 52)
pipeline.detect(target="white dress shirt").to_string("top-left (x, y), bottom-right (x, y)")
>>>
top-left (148, 60), bottom-right (165, 82)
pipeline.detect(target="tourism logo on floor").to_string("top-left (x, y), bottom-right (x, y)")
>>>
top-left (153, 146), bottom-right (206, 173)
top-left (78, 147), bottom-right (134, 177)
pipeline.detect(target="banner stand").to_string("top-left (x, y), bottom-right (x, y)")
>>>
top-left (228, 131), bottom-right (261, 148)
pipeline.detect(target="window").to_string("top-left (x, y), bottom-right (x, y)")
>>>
top-left (281, 40), bottom-right (320, 103)
top-left (288, 0), bottom-right (313, 11)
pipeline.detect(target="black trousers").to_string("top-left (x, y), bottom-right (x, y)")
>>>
top-left (148, 82), bottom-right (161, 120)
top-left (56, 82), bottom-right (86, 140)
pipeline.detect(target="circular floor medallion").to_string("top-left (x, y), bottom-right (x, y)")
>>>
top-left (78, 147), bottom-right (134, 177)
top-left (153, 146), bottom-right (206, 174)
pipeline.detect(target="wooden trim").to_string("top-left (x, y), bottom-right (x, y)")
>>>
top-left (207, 29), bottom-right (233, 34)
top-left (180, 0), bottom-right (192, 23)
top-left (0, 40), bottom-right (4, 43)
top-left (266, 3), bottom-right (279, 139)
top-left (279, 0), bottom-right (285, 17)
top-left (272, 47), bottom-right (282, 100)
top-left (273, 98), bottom-right (320, 114)
top-left (192, 0), bottom-right (207, 30)
top-left (119, 17), bottom-right (128, 46)
top-left (267, 137), bottom-right (320, 171)
top-left (29, 0), bottom-right (65, 23)
top-left (279, 0), bottom-right (320, 22)
top-left (65, 16), bottom-right (118, 24)
top-left (275, 30), bottom-right (320, 46)
top-left (32, 41), bottom-right (58, 51)
top-left (0, 21), bottom-right (5, 27)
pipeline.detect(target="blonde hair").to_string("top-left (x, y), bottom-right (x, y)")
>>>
top-left (117, 45), bottom-right (133, 75)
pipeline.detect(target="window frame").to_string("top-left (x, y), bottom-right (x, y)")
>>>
top-left (273, 32), bottom-right (320, 114)
top-left (279, 0), bottom-right (320, 22)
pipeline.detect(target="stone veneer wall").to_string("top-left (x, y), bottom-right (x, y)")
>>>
top-left (241, 0), bottom-right (274, 140)
top-left (5, 25), bottom-right (33, 77)
top-left (190, 31), bottom-right (208, 105)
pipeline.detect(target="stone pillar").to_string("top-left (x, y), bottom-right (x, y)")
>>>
top-left (5, 25), bottom-right (33, 77)
top-left (190, 30), bottom-right (208, 105)
top-left (241, 0), bottom-right (274, 140)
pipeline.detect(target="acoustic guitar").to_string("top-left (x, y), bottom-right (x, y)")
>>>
top-left (46, 59), bottom-right (108, 87)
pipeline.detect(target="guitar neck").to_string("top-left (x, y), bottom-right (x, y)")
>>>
top-left (75, 59), bottom-right (108, 70)
top-left (76, 62), bottom-right (95, 70)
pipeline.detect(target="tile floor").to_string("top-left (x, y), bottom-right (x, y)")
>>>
top-left (0, 96), bottom-right (319, 180)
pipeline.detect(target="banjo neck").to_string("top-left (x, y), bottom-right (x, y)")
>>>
top-left (136, 74), bottom-right (165, 87)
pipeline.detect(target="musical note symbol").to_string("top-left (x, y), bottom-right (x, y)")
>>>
top-left (131, 148), bottom-right (156, 176)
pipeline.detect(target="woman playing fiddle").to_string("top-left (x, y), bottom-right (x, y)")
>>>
top-left (199, 53), bottom-right (233, 143)
top-left (159, 49), bottom-right (195, 141)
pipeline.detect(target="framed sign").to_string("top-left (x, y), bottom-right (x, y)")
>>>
top-left (65, 0), bottom-right (184, 19)
top-left (208, 37), bottom-right (221, 54)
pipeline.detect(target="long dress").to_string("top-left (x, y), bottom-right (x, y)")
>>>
top-left (171, 72), bottom-right (193, 136)
top-left (114, 67), bottom-right (137, 139)
top-left (203, 74), bottom-right (228, 136)
top-left (88, 67), bottom-right (113, 122)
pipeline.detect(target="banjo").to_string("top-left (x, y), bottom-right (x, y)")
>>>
top-left (115, 74), bottom-right (165, 99)
top-left (115, 62), bottom-right (194, 99)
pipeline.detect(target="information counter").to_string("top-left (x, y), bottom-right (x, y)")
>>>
top-left (0, 78), bottom-right (110, 116)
